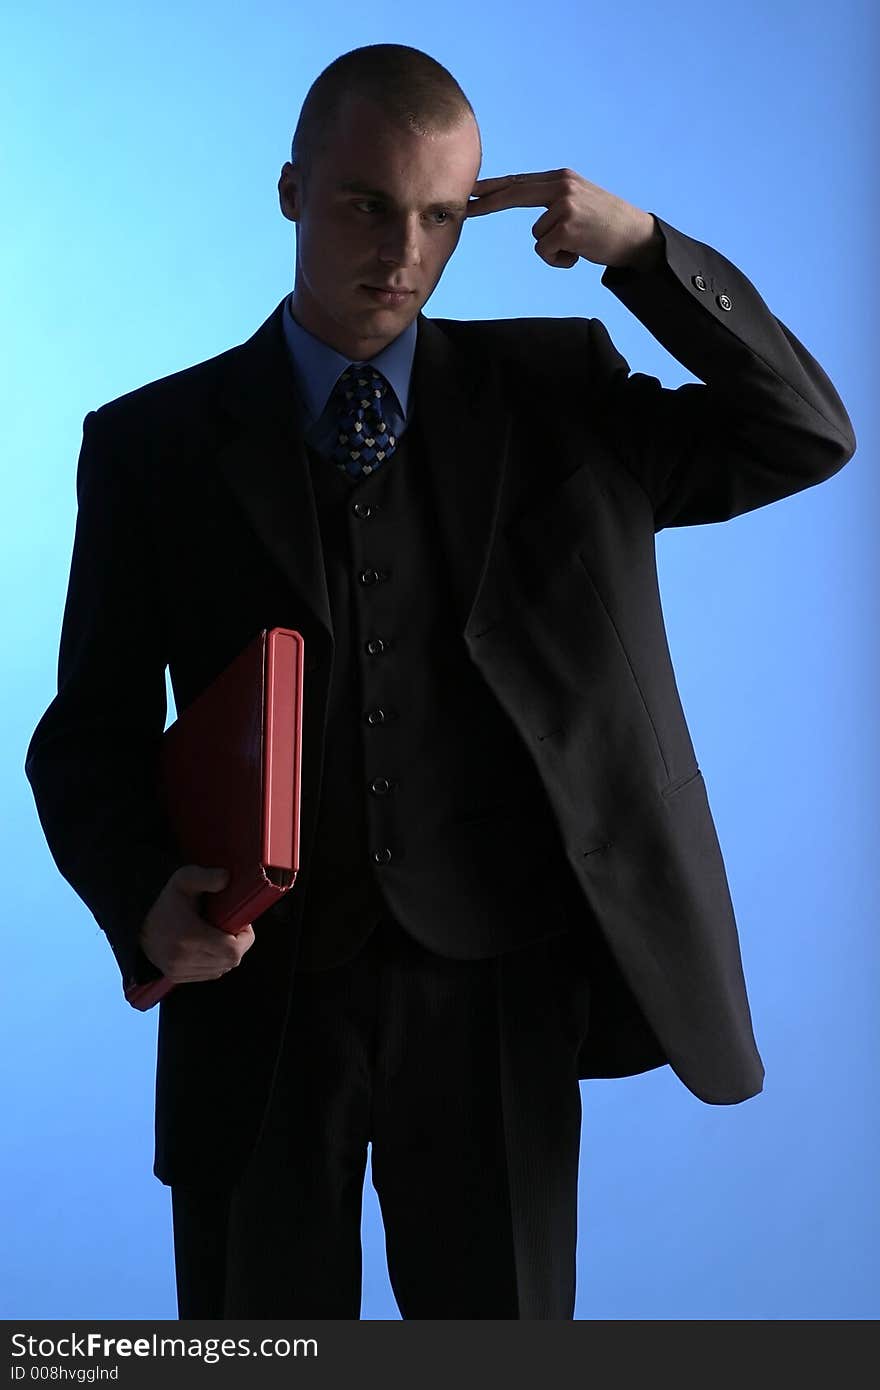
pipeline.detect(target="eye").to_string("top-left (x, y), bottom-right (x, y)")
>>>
top-left (352, 201), bottom-right (453, 225)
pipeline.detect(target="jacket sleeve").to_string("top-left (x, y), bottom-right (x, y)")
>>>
top-left (24, 407), bottom-right (184, 991)
top-left (590, 214), bottom-right (857, 530)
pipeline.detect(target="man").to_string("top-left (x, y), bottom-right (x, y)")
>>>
top-left (25, 43), bottom-right (856, 1320)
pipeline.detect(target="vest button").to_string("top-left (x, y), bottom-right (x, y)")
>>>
top-left (373, 847), bottom-right (393, 864)
top-left (359, 568), bottom-right (380, 585)
top-left (366, 707), bottom-right (386, 725)
top-left (365, 637), bottom-right (385, 655)
top-left (353, 501), bottom-right (375, 519)
top-left (370, 776), bottom-right (392, 795)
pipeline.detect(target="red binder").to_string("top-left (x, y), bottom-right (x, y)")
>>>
top-left (124, 626), bottom-right (304, 1011)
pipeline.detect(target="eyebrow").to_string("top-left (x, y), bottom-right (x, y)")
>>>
top-left (336, 179), bottom-right (470, 213)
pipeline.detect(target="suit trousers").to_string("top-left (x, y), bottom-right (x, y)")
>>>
top-left (170, 913), bottom-right (592, 1319)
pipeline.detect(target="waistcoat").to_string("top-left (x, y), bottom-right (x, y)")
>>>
top-left (292, 401), bottom-right (591, 973)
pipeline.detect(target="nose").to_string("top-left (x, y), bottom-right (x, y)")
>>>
top-left (378, 213), bottom-right (423, 268)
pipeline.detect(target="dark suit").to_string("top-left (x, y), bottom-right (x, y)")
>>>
top-left (25, 214), bottom-right (855, 1316)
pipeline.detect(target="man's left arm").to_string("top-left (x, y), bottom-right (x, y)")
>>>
top-left (595, 210), bottom-right (856, 528)
top-left (466, 171), bottom-right (857, 529)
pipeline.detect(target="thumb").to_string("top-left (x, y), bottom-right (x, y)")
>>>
top-left (173, 864), bottom-right (230, 897)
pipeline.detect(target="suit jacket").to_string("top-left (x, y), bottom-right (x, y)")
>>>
top-left (24, 214), bottom-right (856, 1186)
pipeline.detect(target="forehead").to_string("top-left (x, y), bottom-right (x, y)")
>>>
top-left (319, 94), bottom-right (480, 187)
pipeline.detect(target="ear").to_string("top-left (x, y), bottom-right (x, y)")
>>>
top-left (278, 162), bottom-right (301, 224)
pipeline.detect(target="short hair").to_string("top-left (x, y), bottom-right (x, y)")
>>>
top-left (289, 44), bottom-right (480, 188)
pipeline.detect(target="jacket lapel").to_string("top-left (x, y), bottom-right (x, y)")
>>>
top-left (213, 297), bottom-right (333, 639)
top-left (409, 313), bottom-right (512, 636)
top-left (212, 296), bottom-right (512, 642)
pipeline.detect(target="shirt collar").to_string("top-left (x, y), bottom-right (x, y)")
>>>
top-left (281, 292), bottom-right (417, 424)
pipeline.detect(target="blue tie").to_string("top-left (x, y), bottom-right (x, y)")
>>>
top-left (329, 363), bottom-right (398, 478)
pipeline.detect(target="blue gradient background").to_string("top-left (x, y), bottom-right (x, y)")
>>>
top-left (4, 0), bottom-right (876, 1321)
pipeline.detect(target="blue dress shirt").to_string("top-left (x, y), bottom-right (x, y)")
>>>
top-left (281, 292), bottom-right (418, 458)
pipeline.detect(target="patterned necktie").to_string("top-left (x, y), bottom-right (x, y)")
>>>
top-left (329, 363), bottom-right (398, 478)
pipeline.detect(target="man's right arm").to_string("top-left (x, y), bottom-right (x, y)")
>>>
top-left (24, 407), bottom-right (184, 990)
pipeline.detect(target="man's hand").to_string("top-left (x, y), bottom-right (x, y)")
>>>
top-left (139, 864), bottom-right (256, 983)
top-left (465, 168), bottom-right (661, 272)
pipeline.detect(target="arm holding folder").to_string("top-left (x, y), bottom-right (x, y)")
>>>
top-left (24, 408), bottom-right (303, 1010)
top-left (128, 626), bottom-right (304, 1010)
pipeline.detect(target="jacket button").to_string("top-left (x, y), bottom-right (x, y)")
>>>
top-left (353, 501), bottom-right (376, 519)
top-left (373, 847), bottom-right (392, 864)
top-left (359, 568), bottom-right (380, 585)
top-left (716, 292), bottom-right (732, 311)
top-left (366, 707), bottom-right (386, 725)
top-left (692, 274), bottom-right (707, 291)
top-left (365, 637), bottom-right (385, 655)
top-left (370, 776), bottom-right (392, 795)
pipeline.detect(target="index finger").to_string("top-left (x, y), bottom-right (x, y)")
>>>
top-left (465, 171), bottom-right (563, 216)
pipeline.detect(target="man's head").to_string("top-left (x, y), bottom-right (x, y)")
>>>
top-left (278, 44), bottom-right (482, 361)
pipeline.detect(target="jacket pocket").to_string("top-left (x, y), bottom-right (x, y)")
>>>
top-left (660, 768), bottom-right (702, 800)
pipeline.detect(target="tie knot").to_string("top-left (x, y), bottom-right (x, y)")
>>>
top-left (333, 363), bottom-right (389, 407)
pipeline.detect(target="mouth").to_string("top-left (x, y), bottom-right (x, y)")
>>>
top-left (362, 286), bottom-right (414, 306)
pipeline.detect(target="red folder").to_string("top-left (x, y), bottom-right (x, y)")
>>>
top-left (123, 626), bottom-right (304, 1011)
